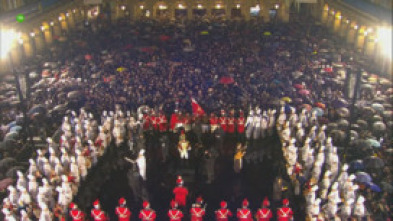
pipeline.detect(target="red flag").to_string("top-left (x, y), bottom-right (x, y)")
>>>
top-left (191, 98), bottom-right (205, 116)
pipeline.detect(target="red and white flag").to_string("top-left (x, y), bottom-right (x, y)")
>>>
top-left (191, 98), bottom-right (205, 116)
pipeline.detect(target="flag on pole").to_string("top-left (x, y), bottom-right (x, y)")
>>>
top-left (191, 98), bottom-right (205, 116)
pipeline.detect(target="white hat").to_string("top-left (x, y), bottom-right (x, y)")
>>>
top-left (46, 137), bottom-right (53, 144)
top-left (29, 159), bottom-right (35, 165)
top-left (42, 178), bottom-right (48, 185)
top-left (357, 196), bottom-right (365, 203)
top-left (37, 149), bottom-right (42, 155)
top-left (7, 186), bottom-right (15, 192)
top-left (139, 149), bottom-right (145, 155)
top-left (349, 174), bottom-right (356, 180)
top-left (321, 125), bottom-right (326, 130)
top-left (342, 164), bottom-right (348, 171)
top-left (17, 171), bottom-right (23, 177)
top-left (27, 174), bottom-right (35, 180)
top-left (311, 185), bottom-right (318, 191)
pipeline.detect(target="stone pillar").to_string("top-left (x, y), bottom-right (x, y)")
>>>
top-left (333, 11), bottom-right (341, 33)
top-left (355, 26), bottom-right (366, 51)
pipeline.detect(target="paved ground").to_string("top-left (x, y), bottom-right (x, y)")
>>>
top-left (74, 130), bottom-right (305, 220)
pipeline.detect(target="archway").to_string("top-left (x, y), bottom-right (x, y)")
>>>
top-left (153, 1), bottom-right (169, 19)
top-left (211, 1), bottom-right (226, 19)
top-left (174, 1), bottom-right (187, 19)
top-left (231, 2), bottom-right (243, 19)
top-left (192, 3), bottom-right (207, 19)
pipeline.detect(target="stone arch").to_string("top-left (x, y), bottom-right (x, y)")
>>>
top-left (153, 1), bottom-right (169, 19)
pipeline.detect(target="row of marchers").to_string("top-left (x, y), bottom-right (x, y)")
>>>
top-left (277, 107), bottom-right (367, 221)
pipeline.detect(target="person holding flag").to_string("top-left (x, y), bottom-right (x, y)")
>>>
top-left (191, 98), bottom-right (205, 117)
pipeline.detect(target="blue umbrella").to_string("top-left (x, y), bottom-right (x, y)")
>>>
top-left (365, 182), bottom-right (382, 192)
top-left (6, 121), bottom-right (17, 128)
top-left (332, 98), bottom-right (349, 108)
top-left (355, 172), bottom-right (372, 183)
top-left (350, 160), bottom-right (364, 170)
top-left (9, 126), bottom-right (22, 133)
top-left (367, 139), bottom-right (381, 148)
top-left (312, 107), bottom-right (324, 117)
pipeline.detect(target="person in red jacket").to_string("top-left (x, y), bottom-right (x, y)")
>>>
top-left (168, 200), bottom-right (183, 221)
top-left (190, 197), bottom-right (205, 221)
top-left (173, 176), bottom-right (188, 207)
top-left (91, 200), bottom-right (108, 221)
top-left (227, 110), bottom-right (236, 134)
top-left (69, 202), bottom-right (85, 221)
top-left (277, 199), bottom-right (293, 221)
top-left (158, 111), bottom-right (167, 132)
top-left (255, 197), bottom-right (273, 221)
top-left (237, 199), bottom-right (252, 221)
top-left (236, 110), bottom-right (245, 134)
top-left (170, 110), bottom-right (179, 131)
top-left (215, 201), bottom-right (232, 221)
top-left (219, 110), bottom-right (227, 132)
top-left (210, 113), bottom-right (219, 132)
top-left (115, 198), bottom-right (131, 221)
top-left (139, 201), bottom-right (156, 221)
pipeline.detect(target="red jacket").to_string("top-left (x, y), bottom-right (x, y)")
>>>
top-left (159, 114), bottom-right (167, 132)
top-left (168, 209), bottom-right (183, 221)
top-left (277, 207), bottom-right (293, 221)
top-left (190, 207), bottom-right (205, 221)
top-left (173, 187), bottom-right (188, 207)
top-left (151, 116), bottom-right (159, 130)
top-left (237, 208), bottom-right (252, 221)
top-left (170, 113), bottom-right (178, 131)
top-left (227, 117), bottom-right (235, 133)
top-left (215, 208), bottom-right (232, 221)
top-left (91, 209), bottom-right (107, 221)
top-left (236, 117), bottom-right (245, 133)
top-left (210, 116), bottom-right (219, 129)
top-left (219, 117), bottom-right (227, 132)
top-left (70, 209), bottom-right (84, 221)
top-left (256, 208), bottom-right (272, 221)
top-left (115, 206), bottom-right (131, 221)
top-left (139, 209), bottom-right (156, 221)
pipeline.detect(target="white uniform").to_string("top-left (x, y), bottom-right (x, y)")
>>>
top-left (16, 171), bottom-right (27, 190)
top-left (252, 109), bottom-right (262, 140)
top-left (299, 109), bottom-right (308, 128)
top-left (70, 158), bottom-right (80, 183)
top-left (76, 152), bottom-right (88, 178)
top-left (245, 110), bottom-right (254, 139)
top-left (354, 196), bottom-right (366, 219)
top-left (136, 149), bottom-right (147, 181)
top-left (28, 159), bottom-right (38, 176)
top-left (18, 188), bottom-right (31, 206)
top-left (340, 199), bottom-right (354, 220)
top-left (39, 205), bottom-right (52, 221)
top-left (277, 107), bottom-right (286, 126)
top-left (56, 186), bottom-right (69, 209)
top-left (27, 175), bottom-right (38, 199)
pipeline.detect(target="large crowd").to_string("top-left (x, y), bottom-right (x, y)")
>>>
top-left (0, 11), bottom-right (392, 221)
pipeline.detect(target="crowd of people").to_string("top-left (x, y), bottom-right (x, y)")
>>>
top-left (0, 9), bottom-right (392, 221)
